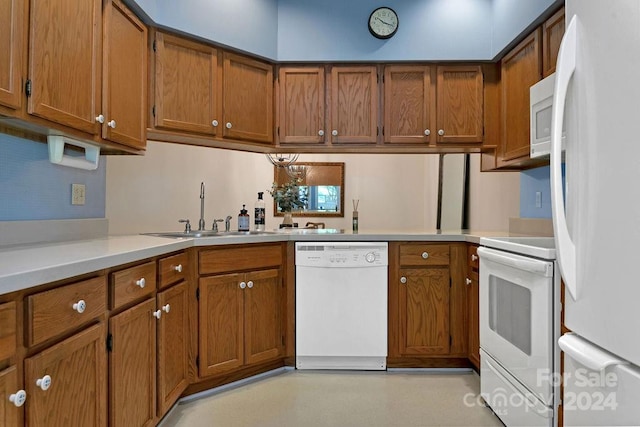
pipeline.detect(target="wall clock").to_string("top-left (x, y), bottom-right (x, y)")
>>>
top-left (368, 7), bottom-right (399, 39)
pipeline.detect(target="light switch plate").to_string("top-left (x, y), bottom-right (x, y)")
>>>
top-left (535, 191), bottom-right (542, 208)
top-left (71, 184), bottom-right (86, 205)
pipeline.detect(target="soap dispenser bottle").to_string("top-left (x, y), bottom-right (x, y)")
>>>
top-left (254, 192), bottom-right (265, 231)
top-left (238, 205), bottom-right (250, 232)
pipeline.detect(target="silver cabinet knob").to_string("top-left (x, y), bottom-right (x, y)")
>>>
top-left (174, 264), bottom-right (183, 273)
top-left (247, 281), bottom-right (254, 289)
top-left (36, 375), bottom-right (52, 391)
top-left (331, 130), bottom-right (338, 136)
top-left (471, 254), bottom-right (478, 262)
top-left (212, 120), bottom-right (219, 127)
top-left (424, 129), bottom-right (431, 136)
top-left (239, 281), bottom-right (247, 289)
top-left (162, 304), bottom-right (170, 313)
top-left (95, 114), bottom-right (105, 124)
top-left (318, 130), bottom-right (325, 136)
top-left (438, 129), bottom-right (444, 136)
top-left (107, 119), bottom-right (117, 129)
top-left (226, 122), bottom-right (232, 129)
top-left (152, 310), bottom-right (162, 320)
top-left (422, 252), bottom-right (429, 259)
top-left (72, 300), bottom-right (86, 313)
top-left (9, 390), bottom-right (26, 407)
top-left (466, 278), bottom-right (472, 286)
top-left (400, 276), bottom-right (407, 284)
top-left (136, 278), bottom-right (146, 288)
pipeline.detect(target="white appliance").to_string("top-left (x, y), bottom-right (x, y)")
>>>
top-left (529, 73), bottom-right (565, 158)
top-left (478, 237), bottom-right (559, 427)
top-left (295, 242), bottom-right (388, 370)
top-left (551, 1), bottom-right (640, 425)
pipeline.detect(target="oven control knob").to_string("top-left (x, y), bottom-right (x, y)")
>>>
top-left (365, 252), bottom-right (376, 263)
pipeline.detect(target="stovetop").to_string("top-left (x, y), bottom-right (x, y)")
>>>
top-left (479, 236), bottom-right (556, 260)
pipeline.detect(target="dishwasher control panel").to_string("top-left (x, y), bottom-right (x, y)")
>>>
top-left (295, 242), bottom-right (388, 268)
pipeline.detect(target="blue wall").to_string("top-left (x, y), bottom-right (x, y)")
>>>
top-left (0, 134), bottom-right (106, 221)
top-left (127, 0), bottom-right (558, 61)
top-left (519, 164), bottom-right (565, 219)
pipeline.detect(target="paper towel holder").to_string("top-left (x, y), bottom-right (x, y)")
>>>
top-left (47, 135), bottom-right (100, 170)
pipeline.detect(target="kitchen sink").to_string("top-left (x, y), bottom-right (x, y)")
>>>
top-left (143, 230), bottom-right (278, 239)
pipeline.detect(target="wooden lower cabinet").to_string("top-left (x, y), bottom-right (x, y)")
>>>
top-left (109, 298), bottom-right (156, 427)
top-left (0, 366), bottom-right (20, 427)
top-left (199, 268), bottom-right (282, 377)
top-left (25, 323), bottom-right (107, 427)
top-left (467, 244), bottom-right (480, 369)
top-left (157, 282), bottom-right (189, 415)
top-left (399, 267), bottom-right (451, 355)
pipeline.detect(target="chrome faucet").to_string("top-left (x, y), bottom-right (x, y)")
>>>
top-left (198, 182), bottom-right (205, 231)
top-left (212, 219), bottom-right (223, 232)
top-left (225, 215), bottom-right (232, 232)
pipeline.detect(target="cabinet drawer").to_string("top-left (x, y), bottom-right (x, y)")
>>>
top-left (159, 252), bottom-right (188, 290)
top-left (199, 244), bottom-right (282, 275)
top-left (110, 261), bottom-right (156, 309)
top-left (399, 244), bottom-right (450, 266)
top-left (0, 302), bottom-right (16, 360)
top-left (26, 276), bottom-right (106, 347)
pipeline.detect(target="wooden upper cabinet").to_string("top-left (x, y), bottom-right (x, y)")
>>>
top-left (330, 65), bottom-right (378, 144)
top-left (501, 29), bottom-right (542, 161)
top-left (277, 66), bottom-right (326, 144)
top-left (383, 65), bottom-right (434, 144)
top-left (222, 52), bottom-right (274, 144)
top-left (109, 298), bottom-right (156, 427)
top-left (542, 7), bottom-right (565, 78)
top-left (154, 32), bottom-right (219, 136)
top-left (0, 0), bottom-right (24, 112)
top-left (102, 0), bottom-right (147, 149)
top-left (28, 0), bottom-right (102, 134)
top-left (436, 65), bottom-right (483, 143)
top-left (25, 323), bottom-right (107, 427)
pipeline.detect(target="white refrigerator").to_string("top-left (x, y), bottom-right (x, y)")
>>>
top-left (551, 1), bottom-right (640, 425)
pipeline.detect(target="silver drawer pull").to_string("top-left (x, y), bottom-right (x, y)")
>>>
top-left (136, 278), bottom-right (146, 288)
top-left (421, 252), bottom-right (429, 259)
top-left (173, 264), bottom-right (183, 273)
top-left (72, 300), bottom-right (86, 313)
top-left (400, 276), bottom-right (407, 284)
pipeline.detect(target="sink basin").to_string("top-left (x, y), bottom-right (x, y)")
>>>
top-left (143, 230), bottom-right (277, 239)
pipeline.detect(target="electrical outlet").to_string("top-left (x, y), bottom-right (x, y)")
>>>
top-left (535, 191), bottom-right (542, 208)
top-left (71, 184), bottom-right (86, 205)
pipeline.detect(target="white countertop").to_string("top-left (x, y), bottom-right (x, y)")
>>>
top-left (0, 229), bottom-right (517, 296)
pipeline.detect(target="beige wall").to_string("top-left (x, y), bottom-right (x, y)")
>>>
top-left (105, 142), bottom-right (518, 234)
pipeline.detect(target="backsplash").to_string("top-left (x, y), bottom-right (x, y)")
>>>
top-left (0, 133), bottom-right (106, 221)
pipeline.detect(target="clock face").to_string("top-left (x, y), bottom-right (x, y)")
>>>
top-left (368, 7), bottom-right (399, 39)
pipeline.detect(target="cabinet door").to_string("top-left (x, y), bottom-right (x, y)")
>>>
top-left (109, 299), bottom-right (156, 427)
top-left (501, 29), bottom-right (542, 161)
top-left (542, 7), bottom-right (565, 78)
top-left (467, 275), bottom-right (480, 369)
top-left (0, 0), bottom-right (24, 112)
top-left (25, 323), bottom-right (107, 427)
top-left (398, 267), bottom-right (450, 355)
top-left (154, 32), bottom-right (219, 135)
top-left (102, 0), bottom-right (147, 149)
top-left (383, 65), bottom-right (433, 144)
top-left (0, 366), bottom-right (20, 427)
top-left (436, 66), bottom-right (483, 144)
top-left (157, 282), bottom-right (188, 417)
top-left (330, 66), bottom-right (378, 144)
top-left (278, 66), bottom-right (325, 144)
top-left (199, 273), bottom-right (244, 376)
top-left (244, 269), bottom-right (282, 365)
top-left (28, 0), bottom-right (102, 134)
top-left (223, 52), bottom-right (273, 143)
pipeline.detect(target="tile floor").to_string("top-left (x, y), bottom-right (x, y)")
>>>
top-left (161, 369), bottom-right (503, 427)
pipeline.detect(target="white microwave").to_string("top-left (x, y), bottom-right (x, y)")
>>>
top-left (530, 72), bottom-right (565, 158)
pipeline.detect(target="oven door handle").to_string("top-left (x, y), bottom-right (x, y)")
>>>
top-left (484, 358), bottom-right (552, 418)
top-left (477, 247), bottom-right (552, 277)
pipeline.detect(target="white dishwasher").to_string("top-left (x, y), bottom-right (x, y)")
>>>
top-left (295, 242), bottom-right (388, 370)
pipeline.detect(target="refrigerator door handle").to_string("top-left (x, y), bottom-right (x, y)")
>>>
top-left (551, 15), bottom-right (578, 299)
top-left (559, 333), bottom-right (628, 372)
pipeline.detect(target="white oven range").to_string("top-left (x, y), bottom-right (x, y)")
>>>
top-left (478, 237), bottom-right (559, 427)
